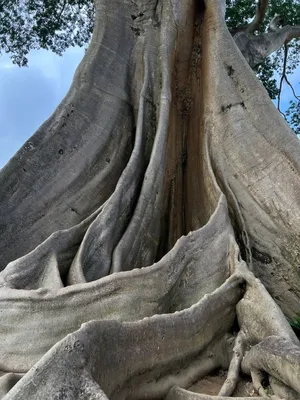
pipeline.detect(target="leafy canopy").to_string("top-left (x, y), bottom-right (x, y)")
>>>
top-left (0, 0), bottom-right (299, 132)
top-left (226, 0), bottom-right (300, 133)
top-left (0, 0), bottom-right (94, 66)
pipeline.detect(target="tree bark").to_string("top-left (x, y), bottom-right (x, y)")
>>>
top-left (0, 0), bottom-right (300, 398)
top-left (234, 24), bottom-right (300, 68)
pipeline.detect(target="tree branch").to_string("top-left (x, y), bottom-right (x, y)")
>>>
top-left (57, 0), bottom-right (67, 23)
top-left (285, 24), bottom-right (300, 42)
top-left (277, 43), bottom-right (288, 115)
top-left (278, 42), bottom-right (300, 118)
top-left (268, 14), bottom-right (284, 32)
top-left (246, 0), bottom-right (269, 34)
top-left (234, 24), bottom-right (300, 68)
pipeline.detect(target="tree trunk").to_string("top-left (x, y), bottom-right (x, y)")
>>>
top-left (0, 0), bottom-right (300, 399)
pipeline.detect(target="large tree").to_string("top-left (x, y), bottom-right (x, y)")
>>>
top-left (1, 0), bottom-right (300, 399)
top-left (2, 0), bottom-right (300, 128)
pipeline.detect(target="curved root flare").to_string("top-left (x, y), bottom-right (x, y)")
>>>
top-left (1, 0), bottom-right (300, 399)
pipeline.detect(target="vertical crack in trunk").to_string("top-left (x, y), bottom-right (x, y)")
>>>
top-left (0, 0), bottom-right (300, 398)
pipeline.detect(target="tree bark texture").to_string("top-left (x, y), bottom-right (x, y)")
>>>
top-left (0, 0), bottom-right (300, 398)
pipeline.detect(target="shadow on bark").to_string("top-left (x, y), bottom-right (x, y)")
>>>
top-left (0, 0), bottom-right (300, 399)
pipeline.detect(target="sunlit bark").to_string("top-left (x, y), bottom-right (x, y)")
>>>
top-left (0, 0), bottom-right (300, 399)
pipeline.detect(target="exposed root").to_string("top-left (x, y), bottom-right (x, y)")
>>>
top-left (3, 274), bottom-right (243, 399)
top-left (1, 0), bottom-right (300, 399)
top-left (250, 370), bottom-right (269, 397)
top-left (165, 385), bottom-right (269, 399)
top-left (269, 376), bottom-right (300, 400)
top-left (249, 372), bottom-right (283, 400)
top-left (242, 336), bottom-right (300, 395)
top-left (218, 330), bottom-right (245, 396)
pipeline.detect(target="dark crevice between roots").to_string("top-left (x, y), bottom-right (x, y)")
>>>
top-left (156, 4), bottom-right (206, 259)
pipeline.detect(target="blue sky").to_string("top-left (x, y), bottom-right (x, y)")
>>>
top-left (0, 47), bottom-right (85, 168)
top-left (0, 47), bottom-right (299, 168)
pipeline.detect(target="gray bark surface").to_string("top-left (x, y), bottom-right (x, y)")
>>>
top-left (0, 0), bottom-right (300, 398)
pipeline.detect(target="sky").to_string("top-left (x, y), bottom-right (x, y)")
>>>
top-left (0, 47), bottom-right (85, 168)
top-left (0, 47), bottom-right (299, 168)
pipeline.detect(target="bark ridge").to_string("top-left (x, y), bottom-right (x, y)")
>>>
top-left (0, 0), bottom-right (300, 398)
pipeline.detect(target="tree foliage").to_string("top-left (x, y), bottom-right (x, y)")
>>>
top-left (0, 0), bottom-right (94, 66)
top-left (0, 0), bottom-right (299, 129)
top-left (1, 1), bottom-right (300, 397)
top-left (226, 0), bottom-right (300, 132)
top-left (287, 99), bottom-right (300, 134)
top-left (227, 1), bottom-right (300, 94)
